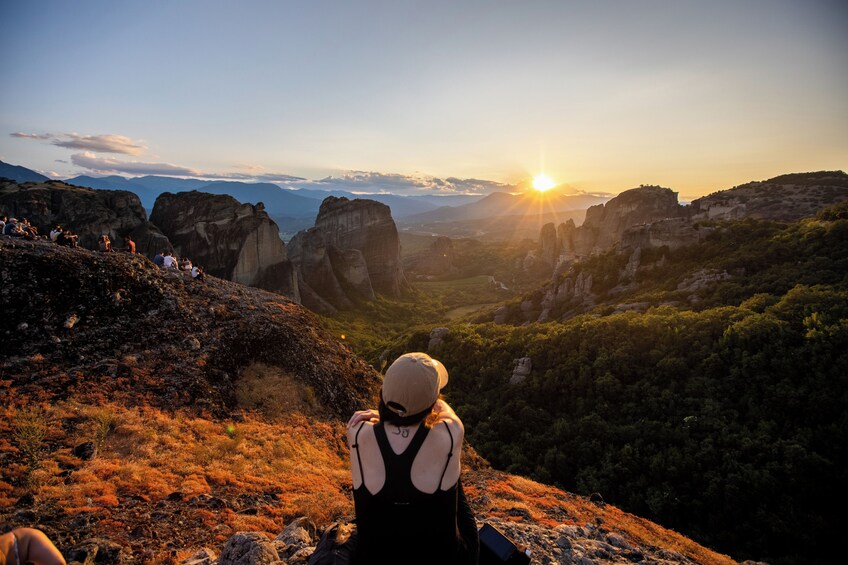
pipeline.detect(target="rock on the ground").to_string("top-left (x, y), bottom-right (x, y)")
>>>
top-left (219, 532), bottom-right (280, 565)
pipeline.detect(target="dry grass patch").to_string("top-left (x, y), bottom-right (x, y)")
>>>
top-left (236, 363), bottom-right (320, 419)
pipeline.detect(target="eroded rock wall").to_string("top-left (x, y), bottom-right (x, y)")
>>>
top-left (313, 196), bottom-right (408, 297)
top-left (150, 191), bottom-right (298, 300)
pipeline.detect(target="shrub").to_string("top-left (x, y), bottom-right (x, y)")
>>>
top-left (13, 407), bottom-right (47, 485)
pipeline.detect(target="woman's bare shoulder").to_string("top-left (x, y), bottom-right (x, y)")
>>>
top-left (346, 420), bottom-right (377, 446)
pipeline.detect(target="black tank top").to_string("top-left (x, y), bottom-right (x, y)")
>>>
top-left (352, 422), bottom-right (462, 565)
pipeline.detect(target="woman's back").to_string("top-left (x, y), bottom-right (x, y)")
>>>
top-left (350, 421), bottom-right (461, 564)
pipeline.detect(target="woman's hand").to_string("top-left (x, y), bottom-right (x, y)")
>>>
top-left (347, 409), bottom-right (379, 429)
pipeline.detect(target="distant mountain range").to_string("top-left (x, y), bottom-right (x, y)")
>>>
top-left (402, 189), bottom-right (610, 223)
top-left (1, 162), bottom-right (613, 236)
top-left (61, 173), bottom-right (476, 221)
top-left (0, 160), bottom-right (50, 183)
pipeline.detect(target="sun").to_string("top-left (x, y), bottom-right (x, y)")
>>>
top-left (532, 174), bottom-right (556, 192)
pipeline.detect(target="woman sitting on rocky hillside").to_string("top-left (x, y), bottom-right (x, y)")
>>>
top-left (345, 353), bottom-right (478, 565)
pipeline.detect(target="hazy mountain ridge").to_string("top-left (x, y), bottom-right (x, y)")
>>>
top-left (63, 174), bottom-right (452, 221)
top-left (403, 189), bottom-right (610, 224)
top-left (0, 159), bottom-right (50, 183)
top-left (0, 239), bottom-right (739, 564)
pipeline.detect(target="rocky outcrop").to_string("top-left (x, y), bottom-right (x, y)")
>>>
top-left (0, 238), bottom-right (379, 417)
top-left (620, 217), bottom-right (709, 251)
top-left (0, 178), bottom-right (169, 256)
top-left (288, 197), bottom-right (408, 313)
top-left (530, 186), bottom-right (688, 278)
top-left (539, 223), bottom-right (559, 267)
top-left (428, 327), bottom-right (450, 352)
top-left (287, 228), bottom-right (358, 314)
top-left (576, 185), bottom-right (687, 255)
top-left (510, 357), bottom-right (532, 384)
top-left (150, 191), bottom-right (298, 300)
top-left (405, 236), bottom-right (456, 279)
top-left (313, 197), bottom-right (408, 296)
top-left (691, 170), bottom-right (848, 222)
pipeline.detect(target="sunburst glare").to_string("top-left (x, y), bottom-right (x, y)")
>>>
top-left (532, 174), bottom-right (556, 192)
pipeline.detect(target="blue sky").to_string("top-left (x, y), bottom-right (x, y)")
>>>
top-left (1, 0), bottom-right (846, 198)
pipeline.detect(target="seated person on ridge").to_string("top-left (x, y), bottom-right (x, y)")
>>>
top-left (346, 352), bottom-right (479, 565)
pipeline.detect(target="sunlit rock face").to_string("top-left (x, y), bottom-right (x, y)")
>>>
top-left (150, 190), bottom-right (298, 300)
top-left (577, 186), bottom-right (688, 254)
top-left (0, 178), bottom-right (170, 256)
top-left (313, 196), bottom-right (409, 297)
top-left (691, 171), bottom-right (848, 222)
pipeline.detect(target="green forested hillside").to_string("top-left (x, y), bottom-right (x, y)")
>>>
top-left (356, 206), bottom-right (848, 564)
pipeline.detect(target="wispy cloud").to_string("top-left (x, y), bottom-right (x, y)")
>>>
top-left (69, 152), bottom-right (305, 182)
top-left (12, 132), bottom-right (146, 155)
top-left (11, 132), bottom-right (54, 140)
top-left (71, 152), bottom-right (201, 176)
top-left (284, 171), bottom-right (517, 195)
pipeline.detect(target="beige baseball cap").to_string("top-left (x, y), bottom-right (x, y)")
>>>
top-left (382, 352), bottom-right (449, 417)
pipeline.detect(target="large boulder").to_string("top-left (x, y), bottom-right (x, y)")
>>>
top-left (218, 532), bottom-right (279, 565)
top-left (0, 178), bottom-right (169, 256)
top-left (150, 191), bottom-right (298, 300)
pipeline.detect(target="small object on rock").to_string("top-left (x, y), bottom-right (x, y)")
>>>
top-left (17, 322), bottom-right (29, 331)
top-left (589, 492), bottom-right (605, 506)
top-left (606, 533), bottom-right (634, 550)
top-left (275, 516), bottom-right (316, 548)
top-left (180, 547), bottom-right (217, 565)
top-left (67, 538), bottom-right (129, 565)
top-left (555, 534), bottom-right (573, 550)
top-left (64, 314), bottom-right (79, 329)
top-left (184, 336), bottom-right (201, 350)
top-left (510, 357), bottom-right (532, 384)
top-left (219, 532), bottom-right (280, 565)
top-left (428, 327), bottom-right (449, 352)
top-left (73, 441), bottom-right (97, 461)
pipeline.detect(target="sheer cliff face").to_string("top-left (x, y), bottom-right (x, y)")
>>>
top-left (536, 187), bottom-right (686, 272)
top-left (313, 196), bottom-right (408, 297)
top-left (285, 197), bottom-right (406, 313)
top-left (0, 179), bottom-right (169, 255)
top-left (580, 186), bottom-right (687, 253)
top-left (150, 191), bottom-right (298, 300)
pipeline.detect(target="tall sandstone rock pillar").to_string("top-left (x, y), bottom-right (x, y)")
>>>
top-left (313, 196), bottom-right (409, 297)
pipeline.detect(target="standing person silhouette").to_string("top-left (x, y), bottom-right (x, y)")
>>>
top-left (345, 352), bottom-right (479, 564)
